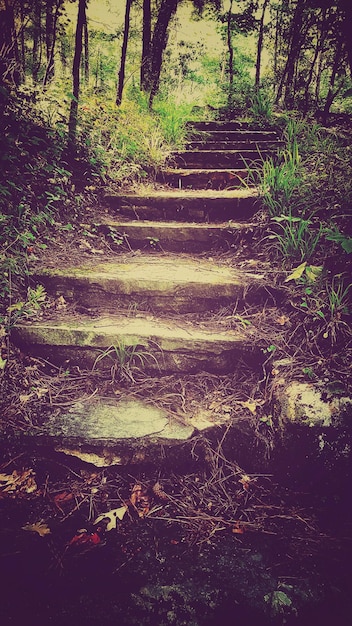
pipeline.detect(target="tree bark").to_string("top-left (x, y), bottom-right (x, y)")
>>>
top-left (275, 0), bottom-right (307, 106)
top-left (116, 0), bottom-right (133, 106)
top-left (338, 0), bottom-right (352, 77)
top-left (68, 0), bottom-right (87, 148)
top-left (323, 36), bottom-right (344, 118)
top-left (148, 0), bottom-right (179, 107)
top-left (32, 0), bottom-right (42, 83)
top-left (227, 0), bottom-right (234, 108)
top-left (255, 0), bottom-right (269, 88)
top-left (141, 0), bottom-right (151, 91)
top-left (83, 9), bottom-right (89, 83)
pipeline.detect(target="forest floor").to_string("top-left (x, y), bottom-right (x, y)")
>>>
top-left (1, 111), bottom-right (352, 624)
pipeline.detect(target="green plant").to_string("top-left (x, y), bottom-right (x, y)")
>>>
top-left (324, 226), bottom-right (352, 254)
top-left (92, 340), bottom-right (159, 383)
top-left (249, 88), bottom-right (273, 120)
top-left (267, 213), bottom-right (322, 263)
top-left (6, 284), bottom-right (47, 328)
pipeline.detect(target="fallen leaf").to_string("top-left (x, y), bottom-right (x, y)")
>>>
top-left (0, 469), bottom-right (37, 495)
top-left (68, 530), bottom-right (101, 549)
top-left (284, 262), bottom-right (307, 282)
top-left (130, 484), bottom-right (150, 517)
top-left (22, 521), bottom-right (51, 537)
top-left (53, 491), bottom-right (74, 510)
top-left (232, 521), bottom-right (245, 534)
top-left (276, 315), bottom-right (290, 326)
top-left (239, 474), bottom-right (252, 491)
top-left (94, 505), bottom-right (128, 531)
top-left (239, 399), bottom-right (258, 414)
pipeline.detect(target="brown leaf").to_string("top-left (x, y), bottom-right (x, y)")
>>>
top-left (22, 521), bottom-right (51, 537)
top-left (53, 491), bottom-right (74, 510)
top-left (276, 315), bottom-right (290, 326)
top-left (68, 530), bottom-right (101, 549)
top-left (130, 483), bottom-right (150, 517)
top-left (232, 521), bottom-right (245, 534)
top-left (0, 469), bottom-right (37, 496)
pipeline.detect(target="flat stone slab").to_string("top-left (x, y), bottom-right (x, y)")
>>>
top-left (13, 312), bottom-right (261, 374)
top-left (24, 396), bottom-right (243, 466)
top-left (45, 398), bottom-right (194, 442)
top-left (158, 168), bottom-right (249, 190)
top-left (96, 219), bottom-right (255, 252)
top-left (106, 188), bottom-right (260, 221)
top-left (187, 140), bottom-right (283, 151)
top-left (171, 150), bottom-right (271, 169)
top-left (32, 255), bottom-right (267, 313)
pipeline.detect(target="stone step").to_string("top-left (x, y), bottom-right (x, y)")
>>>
top-left (188, 121), bottom-right (278, 136)
top-left (94, 219), bottom-right (255, 252)
top-left (186, 140), bottom-right (283, 151)
top-left (105, 188), bottom-right (260, 221)
top-left (157, 168), bottom-right (249, 190)
top-left (171, 150), bottom-right (271, 169)
top-left (12, 311), bottom-right (263, 375)
top-left (32, 255), bottom-right (269, 314)
top-left (189, 130), bottom-right (280, 142)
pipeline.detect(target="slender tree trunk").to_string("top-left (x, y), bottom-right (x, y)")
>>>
top-left (227, 0), bottom-right (234, 108)
top-left (32, 0), bottom-right (42, 83)
top-left (148, 0), bottom-right (178, 107)
top-left (68, 0), bottom-right (87, 148)
top-left (83, 10), bottom-right (89, 83)
top-left (116, 0), bottom-right (133, 106)
top-left (338, 0), bottom-right (352, 77)
top-left (141, 0), bottom-right (151, 91)
top-left (1, 1), bottom-right (22, 86)
top-left (45, 0), bottom-right (55, 83)
top-left (323, 36), bottom-right (344, 119)
top-left (275, 0), bottom-right (307, 106)
top-left (303, 8), bottom-right (326, 113)
top-left (255, 0), bottom-right (269, 88)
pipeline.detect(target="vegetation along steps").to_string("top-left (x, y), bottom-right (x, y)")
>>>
top-left (13, 118), bottom-right (284, 461)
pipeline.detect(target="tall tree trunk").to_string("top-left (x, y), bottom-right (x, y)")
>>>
top-left (116, 0), bottom-right (133, 106)
top-left (323, 36), bottom-right (344, 119)
top-left (45, 0), bottom-right (55, 83)
top-left (68, 0), bottom-right (87, 149)
top-left (141, 0), bottom-right (151, 91)
top-left (338, 0), bottom-right (352, 77)
top-left (83, 9), bottom-right (89, 83)
top-left (43, 0), bottom-right (62, 87)
top-left (148, 0), bottom-right (178, 107)
top-left (275, 0), bottom-right (307, 106)
top-left (255, 0), bottom-right (269, 88)
top-left (0, 1), bottom-right (22, 86)
top-left (227, 0), bottom-right (234, 108)
top-left (32, 0), bottom-right (42, 83)
top-left (303, 8), bottom-right (327, 113)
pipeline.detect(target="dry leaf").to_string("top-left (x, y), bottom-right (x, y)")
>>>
top-left (130, 484), bottom-right (150, 517)
top-left (232, 521), bottom-right (245, 534)
top-left (239, 399), bottom-right (257, 414)
top-left (276, 315), bottom-right (290, 326)
top-left (68, 530), bottom-right (101, 549)
top-left (0, 469), bottom-right (37, 495)
top-left (239, 474), bottom-right (252, 491)
top-left (22, 521), bottom-right (51, 537)
top-left (53, 491), bottom-right (74, 510)
top-left (94, 505), bottom-right (128, 531)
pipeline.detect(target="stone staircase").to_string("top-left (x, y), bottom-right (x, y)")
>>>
top-left (12, 120), bottom-right (283, 466)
